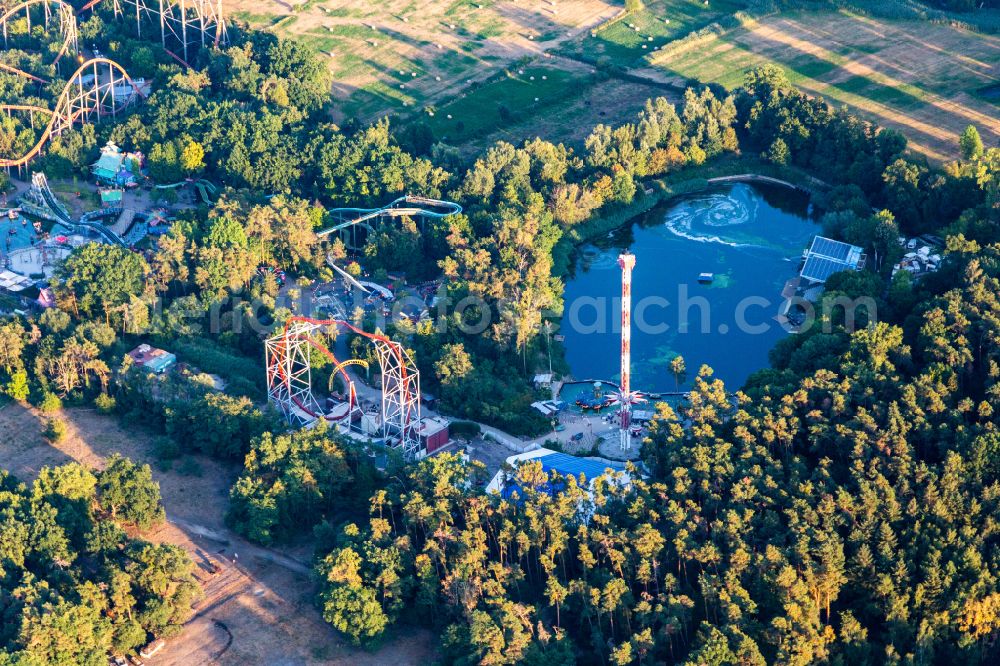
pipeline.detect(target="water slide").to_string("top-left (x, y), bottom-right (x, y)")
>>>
top-left (316, 195), bottom-right (462, 238)
top-left (325, 257), bottom-right (370, 293)
top-left (29, 173), bottom-right (127, 246)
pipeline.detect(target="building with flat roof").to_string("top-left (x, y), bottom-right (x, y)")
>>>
top-left (415, 416), bottom-right (450, 454)
top-left (0, 270), bottom-right (32, 293)
top-left (127, 344), bottom-right (176, 374)
top-left (100, 188), bottom-right (124, 207)
top-left (800, 236), bottom-right (865, 284)
top-left (486, 448), bottom-right (630, 499)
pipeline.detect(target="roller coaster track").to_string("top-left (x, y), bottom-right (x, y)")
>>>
top-left (266, 317), bottom-right (422, 459)
top-left (93, 0), bottom-right (227, 65)
top-left (317, 195), bottom-right (462, 249)
top-left (0, 61), bottom-right (48, 83)
top-left (0, 57), bottom-right (146, 169)
top-left (0, 0), bottom-right (78, 68)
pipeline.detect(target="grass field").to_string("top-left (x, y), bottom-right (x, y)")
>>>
top-left (644, 9), bottom-right (1000, 162)
top-left (224, 0), bottom-right (622, 123)
top-left (423, 64), bottom-right (590, 141)
top-left (222, 2), bottom-right (1000, 162)
top-left (454, 75), bottom-right (682, 154)
top-left (557, 0), bottom-right (745, 66)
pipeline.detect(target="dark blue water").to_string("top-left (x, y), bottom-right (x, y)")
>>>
top-left (559, 182), bottom-right (817, 393)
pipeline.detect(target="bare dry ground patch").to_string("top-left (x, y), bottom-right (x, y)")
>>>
top-left (0, 402), bottom-right (436, 665)
top-left (648, 9), bottom-right (1000, 162)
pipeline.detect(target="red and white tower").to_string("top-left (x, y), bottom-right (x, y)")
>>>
top-left (618, 252), bottom-right (637, 450)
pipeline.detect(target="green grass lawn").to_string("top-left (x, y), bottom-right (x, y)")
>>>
top-left (422, 66), bottom-right (590, 142)
top-left (663, 37), bottom-right (934, 114)
top-left (559, 0), bottom-right (746, 67)
top-left (230, 10), bottom-right (284, 27)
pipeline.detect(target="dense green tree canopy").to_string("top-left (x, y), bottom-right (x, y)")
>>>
top-left (0, 462), bottom-right (196, 664)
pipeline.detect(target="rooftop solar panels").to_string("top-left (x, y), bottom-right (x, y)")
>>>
top-left (809, 236), bottom-right (854, 262)
top-left (802, 256), bottom-right (848, 283)
top-left (800, 236), bottom-right (864, 284)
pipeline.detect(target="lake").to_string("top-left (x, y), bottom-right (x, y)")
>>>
top-left (558, 182), bottom-right (817, 393)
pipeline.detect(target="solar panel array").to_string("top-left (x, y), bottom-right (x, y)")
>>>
top-left (800, 236), bottom-right (863, 283)
top-left (801, 256), bottom-right (849, 283)
top-left (810, 236), bottom-right (854, 261)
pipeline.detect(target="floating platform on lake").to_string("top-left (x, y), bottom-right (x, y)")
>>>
top-left (698, 272), bottom-right (714, 283)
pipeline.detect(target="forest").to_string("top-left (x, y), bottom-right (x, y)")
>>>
top-left (1, 1), bottom-right (1000, 663)
top-left (0, 455), bottom-right (198, 663)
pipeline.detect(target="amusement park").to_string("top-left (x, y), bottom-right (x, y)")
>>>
top-left (0, 0), bottom-right (224, 287)
top-left (1, 0), bottom-right (996, 661)
top-left (0, 2), bottom-right (685, 559)
top-left (0, 0), bottom-right (671, 468)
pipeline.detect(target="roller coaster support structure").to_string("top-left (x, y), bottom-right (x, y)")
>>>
top-left (106, 0), bottom-right (227, 64)
top-left (0, 57), bottom-right (146, 169)
top-left (265, 317), bottom-right (422, 460)
top-left (0, 0), bottom-right (79, 67)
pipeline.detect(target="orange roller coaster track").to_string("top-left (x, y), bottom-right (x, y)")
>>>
top-left (0, 0), bottom-right (79, 67)
top-left (265, 317), bottom-right (423, 460)
top-left (0, 57), bottom-right (147, 168)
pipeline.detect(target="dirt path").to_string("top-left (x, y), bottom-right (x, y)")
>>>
top-left (169, 516), bottom-right (313, 576)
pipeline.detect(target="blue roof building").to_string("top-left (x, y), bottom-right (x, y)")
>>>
top-left (486, 448), bottom-right (630, 500)
top-left (92, 141), bottom-right (142, 186)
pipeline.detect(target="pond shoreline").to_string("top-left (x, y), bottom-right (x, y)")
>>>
top-left (552, 156), bottom-right (826, 278)
top-left (557, 178), bottom-right (818, 393)
top-left (706, 173), bottom-right (816, 195)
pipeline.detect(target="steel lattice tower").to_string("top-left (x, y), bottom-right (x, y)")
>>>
top-left (109, 0), bottom-right (227, 65)
top-left (375, 339), bottom-right (421, 460)
top-left (264, 319), bottom-right (324, 427)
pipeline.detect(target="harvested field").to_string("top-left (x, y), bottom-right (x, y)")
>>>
top-left (557, 0), bottom-right (745, 66)
top-left (453, 74), bottom-right (681, 155)
top-left (423, 61), bottom-right (594, 143)
top-left (223, 0), bottom-right (622, 122)
top-left (0, 402), bottom-right (437, 665)
top-left (648, 9), bottom-right (1000, 162)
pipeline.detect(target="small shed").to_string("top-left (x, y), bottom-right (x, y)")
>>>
top-left (139, 639), bottom-right (166, 659)
top-left (631, 409), bottom-right (654, 424)
top-left (533, 373), bottom-right (553, 388)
